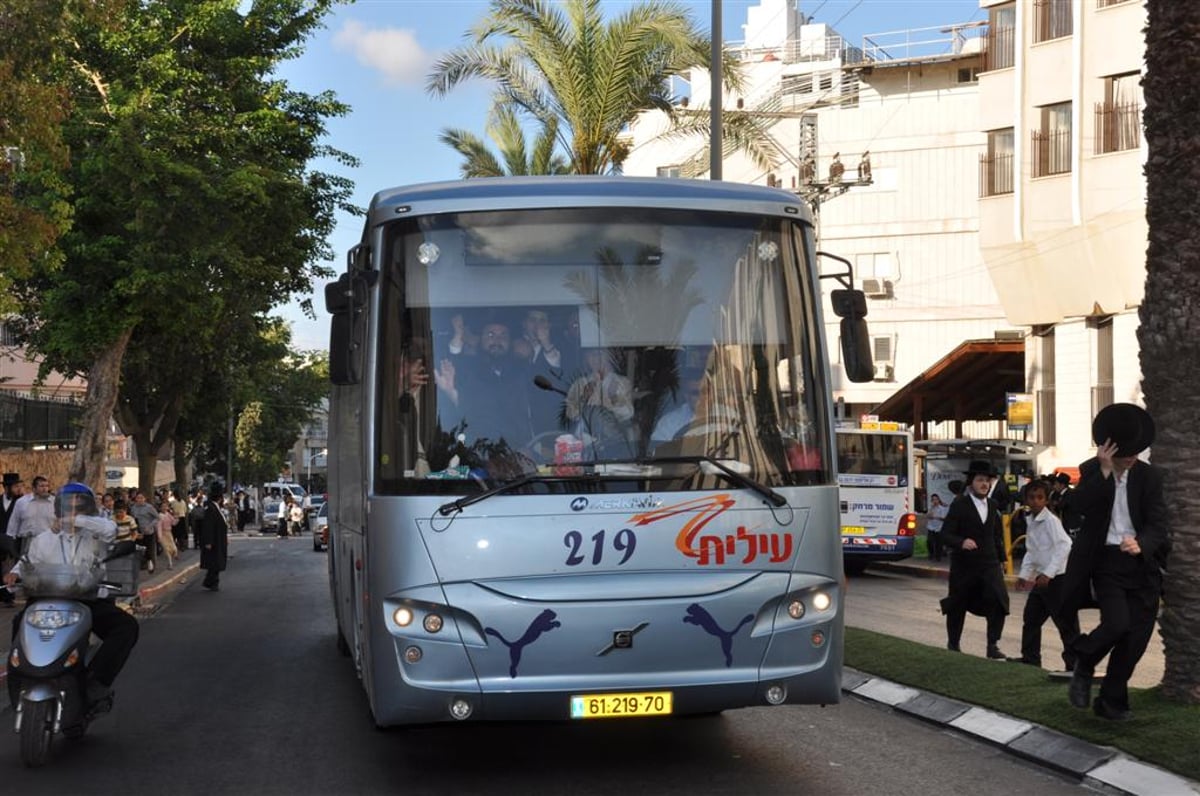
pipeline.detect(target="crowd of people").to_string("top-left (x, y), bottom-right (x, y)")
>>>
top-left (924, 403), bottom-right (1169, 721)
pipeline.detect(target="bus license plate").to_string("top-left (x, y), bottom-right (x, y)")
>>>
top-left (842, 526), bottom-right (867, 534)
top-left (570, 692), bottom-right (673, 719)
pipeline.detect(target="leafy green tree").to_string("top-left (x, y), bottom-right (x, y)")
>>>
top-left (0, 0), bottom-right (82, 307)
top-left (11, 0), bottom-right (353, 492)
top-left (428, 0), bottom-right (770, 175)
top-left (1143, 0), bottom-right (1199, 705)
top-left (440, 106), bottom-right (569, 177)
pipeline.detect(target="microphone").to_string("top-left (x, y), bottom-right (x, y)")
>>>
top-left (533, 374), bottom-right (568, 396)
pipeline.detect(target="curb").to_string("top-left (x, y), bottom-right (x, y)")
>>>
top-left (842, 667), bottom-right (1200, 796)
top-left (136, 560), bottom-right (201, 602)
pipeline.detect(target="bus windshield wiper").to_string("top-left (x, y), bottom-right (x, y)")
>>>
top-left (436, 472), bottom-right (599, 517)
top-left (595, 455), bottom-right (788, 508)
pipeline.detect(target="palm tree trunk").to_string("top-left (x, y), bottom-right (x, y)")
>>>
top-left (1141, 0), bottom-right (1200, 704)
top-left (69, 326), bottom-right (133, 494)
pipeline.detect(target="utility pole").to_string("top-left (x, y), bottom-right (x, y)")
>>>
top-left (709, 0), bottom-right (722, 180)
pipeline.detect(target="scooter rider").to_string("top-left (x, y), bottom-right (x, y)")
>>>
top-left (4, 482), bottom-right (140, 706)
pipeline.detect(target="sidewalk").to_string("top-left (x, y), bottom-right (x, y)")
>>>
top-left (853, 556), bottom-right (1196, 795)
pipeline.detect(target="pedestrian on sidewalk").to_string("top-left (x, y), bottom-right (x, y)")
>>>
top-left (199, 483), bottom-right (229, 592)
top-left (926, 493), bottom-right (948, 562)
top-left (170, 490), bottom-right (188, 551)
top-left (156, 498), bottom-right (179, 570)
top-left (0, 473), bottom-right (23, 606)
top-left (1062, 403), bottom-right (1169, 721)
top-left (130, 491), bottom-right (160, 573)
top-left (1009, 479), bottom-right (1078, 671)
top-left (939, 460), bottom-right (1010, 660)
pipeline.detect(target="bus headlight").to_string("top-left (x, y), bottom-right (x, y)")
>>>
top-left (812, 591), bottom-right (832, 612)
top-left (787, 600), bottom-right (806, 620)
top-left (422, 613), bottom-right (444, 633)
top-left (393, 608), bottom-right (414, 627)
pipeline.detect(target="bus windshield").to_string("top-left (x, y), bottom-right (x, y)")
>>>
top-left (836, 431), bottom-right (910, 485)
top-left (375, 206), bottom-right (828, 494)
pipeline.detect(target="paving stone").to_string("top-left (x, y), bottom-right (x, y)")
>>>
top-left (894, 692), bottom-right (972, 725)
top-left (1088, 757), bottom-right (1200, 796)
top-left (840, 668), bottom-right (871, 691)
top-left (949, 707), bottom-right (1033, 745)
top-left (1007, 726), bottom-right (1115, 777)
top-left (851, 677), bottom-right (920, 706)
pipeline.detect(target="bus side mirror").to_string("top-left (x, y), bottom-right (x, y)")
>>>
top-left (832, 289), bottom-right (874, 383)
top-left (326, 271), bottom-right (376, 386)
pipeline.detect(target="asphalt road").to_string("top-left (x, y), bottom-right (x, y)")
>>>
top-left (0, 540), bottom-right (1102, 794)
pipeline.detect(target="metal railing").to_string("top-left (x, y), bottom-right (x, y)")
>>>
top-left (858, 22), bottom-right (986, 65)
top-left (1031, 128), bottom-right (1071, 177)
top-left (0, 391), bottom-right (84, 448)
top-left (1095, 100), bottom-right (1142, 154)
top-left (981, 26), bottom-right (1015, 72)
top-left (1097, 0), bottom-right (1134, 8)
top-left (979, 152), bottom-right (1014, 197)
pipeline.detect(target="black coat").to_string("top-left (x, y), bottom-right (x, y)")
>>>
top-left (1058, 458), bottom-right (1169, 613)
top-left (198, 502), bottom-right (229, 572)
top-left (940, 493), bottom-right (1009, 617)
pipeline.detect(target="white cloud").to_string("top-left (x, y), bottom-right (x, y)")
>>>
top-left (333, 20), bottom-right (430, 87)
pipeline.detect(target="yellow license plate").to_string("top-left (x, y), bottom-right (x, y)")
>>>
top-left (570, 691), bottom-right (673, 719)
top-left (842, 526), bottom-right (867, 535)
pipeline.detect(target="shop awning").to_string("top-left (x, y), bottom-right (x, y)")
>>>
top-left (873, 339), bottom-right (1025, 436)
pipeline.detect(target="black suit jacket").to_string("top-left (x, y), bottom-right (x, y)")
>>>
top-left (941, 493), bottom-right (1007, 568)
top-left (1059, 457), bottom-right (1169, 611)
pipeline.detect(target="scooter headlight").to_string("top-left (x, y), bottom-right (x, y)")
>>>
top-left (25, 609), bottom-right (83, 630)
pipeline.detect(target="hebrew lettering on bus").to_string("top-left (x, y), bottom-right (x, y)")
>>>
top-left (629, 494), bottom-right (793, 566)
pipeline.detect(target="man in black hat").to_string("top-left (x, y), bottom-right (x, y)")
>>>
top-left (0, 474), bottom-right (22, 605)
top-left (1061, 403), bottom-right (1169, 720)
top-left (939, 460), bottom-right (1010, 659)
top-left (198, 483), bottom-right (230, 592)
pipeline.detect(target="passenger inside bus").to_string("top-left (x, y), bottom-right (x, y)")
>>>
top-left (564, 348), bottom-right (635, 457)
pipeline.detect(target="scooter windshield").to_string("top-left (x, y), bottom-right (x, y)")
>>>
top-left (19, 563), bottom-right (103, 599)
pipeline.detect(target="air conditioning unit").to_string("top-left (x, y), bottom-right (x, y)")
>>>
top-left (862, 278), bottom-right (893, 299)
top-left (872, 363), bottom-right (894, 382)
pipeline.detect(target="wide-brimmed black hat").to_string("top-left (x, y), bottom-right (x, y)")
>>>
top-left (1092, 403), bottom-right (1155, 456)
top-left (962, 459), bottom-right (997, 478)
top-left (2, 473), bottom-right (20, 487)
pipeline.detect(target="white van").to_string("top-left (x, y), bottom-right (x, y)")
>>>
top-left (259, 482), bottom-right (307, 529)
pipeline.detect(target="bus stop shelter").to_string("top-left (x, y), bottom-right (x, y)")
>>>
top-left (872, 338), bottom-right (1025, 440)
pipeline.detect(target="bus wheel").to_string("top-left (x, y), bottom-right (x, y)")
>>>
top-left (843, 561), bottom-right (868, 576)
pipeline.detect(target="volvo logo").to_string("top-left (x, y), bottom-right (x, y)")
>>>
top-left (570, 497), bottom-right (589, 512)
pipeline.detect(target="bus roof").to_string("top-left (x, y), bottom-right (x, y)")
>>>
top-left (366, 176), bottom-right (814, 230)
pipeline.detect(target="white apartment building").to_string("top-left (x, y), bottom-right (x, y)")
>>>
top-left (976, 0), bottom-right (1146, 471)
top-left (623, 0), bottom-right (1013, 436)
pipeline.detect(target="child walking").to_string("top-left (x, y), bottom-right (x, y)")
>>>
top-left (1010, 479), bottom-right (1079, 670)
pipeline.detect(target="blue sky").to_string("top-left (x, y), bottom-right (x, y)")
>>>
top-left (279, 0), bottom-right (982, 350)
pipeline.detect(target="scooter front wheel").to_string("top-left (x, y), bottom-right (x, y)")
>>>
top-left (18, 699), bottom-right (55, 767)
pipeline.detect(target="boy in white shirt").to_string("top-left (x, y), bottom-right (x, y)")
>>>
top-left (1011, 480), bottom-right (1079, 670)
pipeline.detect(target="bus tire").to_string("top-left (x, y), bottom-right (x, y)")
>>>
top-left (843, 560), bottom-right (868, 576)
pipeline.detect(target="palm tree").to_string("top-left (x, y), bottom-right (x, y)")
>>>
top-left (427, 0), bottom-right (772, 175)
top-left (1142, 0), bottom-right (1199, 705)
top-left (439, 105), bottom-right (569, 177)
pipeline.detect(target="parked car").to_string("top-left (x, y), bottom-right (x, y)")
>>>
top-left (312, 501), bottom-right (329, 552)
top-left (303, 492), bottom-right (327, 530)
top-left (260, 481), bottom-right (306, 533)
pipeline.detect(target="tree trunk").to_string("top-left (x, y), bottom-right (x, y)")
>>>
top-left (173, 437), bottom-right (190, 495)
top-left (134, 429), bottom-right (158, 497)
top-left (69, 327), bottom-right (133, 494)
top-left (1141, 0), bottom-right (1200, 704)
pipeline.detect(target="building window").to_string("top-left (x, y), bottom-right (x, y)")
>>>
top-left (1033, 0), bottom-right (1072, 43)
top-left (957, 67), bottom-right (980, 84)
top-left (656, 165), bottom-right (681, 178)
top-left (1095, 72), bottom-right (1142, 154)
top-left (1032, 102), bottom-right (1071, 177)
top-left (782, 74), bottom-right (813, 95)
top-left (982, 4), bottom-right (1015, 72)
top-left (1034, 326), bottom-right (1056, 446)
top-left (980, 128), bottom-right (1014, 197)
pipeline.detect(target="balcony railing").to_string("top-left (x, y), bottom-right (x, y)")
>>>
top-left (1095, 100), bottom-right (1142, 154)
top-left (1033, 0), bottom-right (1073, 42)
top-left (1031, 128), bottom-right (1071, 177)
top-left (981, 25), bottom-right (1014, 71)
top-left (1097, 0), bottom-right (1134, 7)
top-left (979, 152), bottom-right (1014, 197)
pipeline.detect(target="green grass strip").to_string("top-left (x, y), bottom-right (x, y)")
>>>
top-left (845, 626), bottom-right (1200, 781)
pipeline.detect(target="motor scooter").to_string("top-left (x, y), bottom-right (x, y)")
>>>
top-left (7, 540), bottom-right (138, 767)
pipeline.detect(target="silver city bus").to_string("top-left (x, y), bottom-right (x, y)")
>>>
top-left (324, 177), bottom-right (874, 727)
